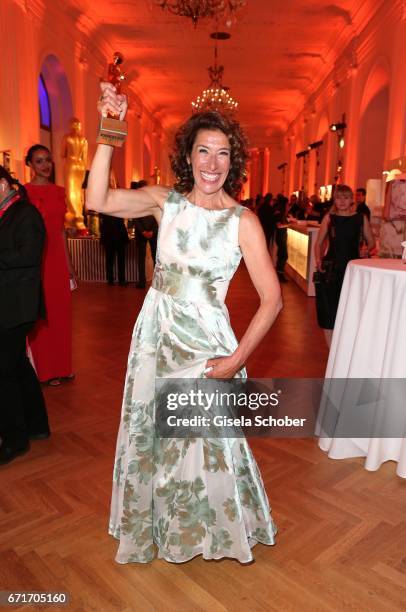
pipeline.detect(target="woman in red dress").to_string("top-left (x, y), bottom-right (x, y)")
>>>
top-left (25, 145), bottom-right (74, 385)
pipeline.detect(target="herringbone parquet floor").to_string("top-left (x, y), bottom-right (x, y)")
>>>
top-left (1, 265), bottom-right (405, 612)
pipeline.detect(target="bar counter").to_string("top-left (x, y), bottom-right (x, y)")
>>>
top-left (285, 221), bottom-right (320, 296)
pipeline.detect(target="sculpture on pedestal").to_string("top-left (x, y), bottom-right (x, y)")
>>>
top-left (61, 117), bottom-right (88, 234)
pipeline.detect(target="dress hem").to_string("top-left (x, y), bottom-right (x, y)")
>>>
top-left (108, 529), bottom-right (276, 565)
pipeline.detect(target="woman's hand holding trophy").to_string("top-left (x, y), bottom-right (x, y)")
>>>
top-left (97, 52), bottom-right (128, 147)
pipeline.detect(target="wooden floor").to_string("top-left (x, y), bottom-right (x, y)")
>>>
top-left (1, 267), bottom-right (405, 612)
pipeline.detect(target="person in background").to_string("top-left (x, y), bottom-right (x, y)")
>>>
top-left (25, 145), bottom-right (75, 387)
top-left (99, 212), bottom-right (129, 286)
top-left (130, 180), bottom-right (158, 289)
top-left (303, 197), bottom-right (321, 221)
top-left (355, 187), bottom-right (371, 220)
top-left (310, 194), bottom-right (329, 219)
top-left (0, 165), bottom-right (50, 465)
top-left (254, 193), bottom-right (263, 214)
top-left (287, 193), bottom-right (301, 218)
top-left (314, 184), bottom-right (375, 347)
top-left (257, 192), bottom-right (275, 249)
top-left (273, 194), bottom-right (289, 282)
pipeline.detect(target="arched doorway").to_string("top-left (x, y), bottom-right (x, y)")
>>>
top-left (357, 62), bottom-right (390, 188)
top-left (39, 55), bottom-right (73, 184)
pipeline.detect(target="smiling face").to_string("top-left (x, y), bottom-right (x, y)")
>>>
top-left (28, 148), bottom-right (53, 181)
top-left (188, 129), bottom-right (231, 196)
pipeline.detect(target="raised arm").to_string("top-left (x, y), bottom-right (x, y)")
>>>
top-left (206, 210), bottom-right (282, 378)
top-left (86, 82), bottom-right (169, 219)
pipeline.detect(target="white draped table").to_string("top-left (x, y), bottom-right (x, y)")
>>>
top-left (318, 259), bottom-right (406, 478)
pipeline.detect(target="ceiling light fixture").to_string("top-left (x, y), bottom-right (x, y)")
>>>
top-left (191, 32), bottom-right (238, 114)
top-left (153, 0), bottom-right (246, 27)
top-left (329, 122), bottom-right (346, 132)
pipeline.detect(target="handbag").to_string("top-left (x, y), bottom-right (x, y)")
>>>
top-left (313, 261), bottom-right (340, 328)
top-left (313, 258), bottom-right (338, 285)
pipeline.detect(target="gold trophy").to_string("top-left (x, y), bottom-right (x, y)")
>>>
top-left (97, 52), bottom-right (128, 147)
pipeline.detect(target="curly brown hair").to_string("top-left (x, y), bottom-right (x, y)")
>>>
top-left (170, 111), bottom-right (249, 198)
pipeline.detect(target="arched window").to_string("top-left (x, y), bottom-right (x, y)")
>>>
top-left (38, 74), bottom-right (52, 151)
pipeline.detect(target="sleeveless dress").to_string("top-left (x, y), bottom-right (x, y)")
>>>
top-left (315, 212), bottom-right (363, 330)
top-left (109, 190), bottom-right (276, 564)
top-left (25, 183), bottom-right (72, 381)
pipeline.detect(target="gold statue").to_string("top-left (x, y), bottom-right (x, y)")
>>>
top-left (62, 117), bottom-right (88, 233)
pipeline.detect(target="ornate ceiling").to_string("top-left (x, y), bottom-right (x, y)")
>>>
top-left (67, 0), bottom-right (384, 146)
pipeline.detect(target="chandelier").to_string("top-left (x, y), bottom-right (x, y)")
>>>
top-left (191, 33), bottom-right (238, 113)
top-left (154, 0), bottom-right (246, 27)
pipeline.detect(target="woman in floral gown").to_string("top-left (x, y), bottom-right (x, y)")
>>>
top-left (87, 82), bottom-right (282, 564)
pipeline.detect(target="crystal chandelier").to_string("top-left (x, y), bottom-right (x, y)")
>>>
top-left (154, 0), bottom-right (246, 27)
top-left (191, 35), bottom-right (238, 113)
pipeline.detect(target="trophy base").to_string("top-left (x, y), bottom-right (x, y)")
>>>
top-left (97, 117), bottom-right (128, 147)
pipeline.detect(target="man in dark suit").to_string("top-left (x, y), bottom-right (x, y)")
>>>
top-left (0, 167), bottom-right (50, 465)
top-left (99, 213), bottom-right (129, 286)
top-left (130, 181), bottom-right (158, 289)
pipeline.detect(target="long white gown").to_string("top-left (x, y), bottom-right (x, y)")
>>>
top-left (109, 190), bottom-right (277, 563)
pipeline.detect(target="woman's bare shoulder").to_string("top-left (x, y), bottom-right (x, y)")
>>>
top-left (238, 207), bottom-right (263, 243)
top-left (239, 206), bottom-right (258, 225)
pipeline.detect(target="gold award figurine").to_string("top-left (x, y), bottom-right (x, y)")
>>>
top-left (97, 52), bottom-right (128, 147)
top-left (62, 117), bottom-right (88, 233)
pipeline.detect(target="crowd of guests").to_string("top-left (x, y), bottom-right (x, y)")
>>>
top-left (242, 187), bottom-right (372, 283)
top-left (242, 185), bottom-right (374, 346)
